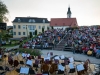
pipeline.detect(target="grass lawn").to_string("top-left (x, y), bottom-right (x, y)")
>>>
top-left (1, 44), bottom-right (18, 48)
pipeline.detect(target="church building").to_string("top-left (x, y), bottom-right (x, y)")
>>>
top-left (50, 6), bottom-right (78, 29)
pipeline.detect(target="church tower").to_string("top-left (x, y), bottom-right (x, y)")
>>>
top-left (67, 6), bottom-right (72, 18)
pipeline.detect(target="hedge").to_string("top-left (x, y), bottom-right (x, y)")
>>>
top-left (15, 48), bottom-right (42, 56)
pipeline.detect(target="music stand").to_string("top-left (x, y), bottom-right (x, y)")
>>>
top-left (60, 55), bottom-right (65, 60)
top-left (16, 68), bottom-right (20, 73)
top-left (76, 64), bottom-right (84, 72)
top-left (20, 67), bottom-right (29, 75)
top-left (26, 60), bottom-right (32, 67)
top-left (77, 64), bottom-right (85, 75)
top-left (69, 57), bottom-right (74, 63)
top-left (42, 71), bottom-right (49, 75)
top-left (29, 69), bottom-right (35, 75)
top-left (0, 66), bottom-right (4, 71)
top-left (57, 70), bottom-right (64, 74)
top-left (68, 63), bottom-right (76, 75)
top-left (20, 61), bottom-right (24, 66)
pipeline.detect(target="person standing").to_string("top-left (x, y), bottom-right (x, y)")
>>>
top-left (40, 41), bottom-right (43, 50)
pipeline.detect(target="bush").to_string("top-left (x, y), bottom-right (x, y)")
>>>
top-left (42, 27), bottom-right (44, 33)
top-left (15, 48), bottom-right (42, 56)
top-left (29, 32), bottom-right (32, 38)
top-left (35, 30), bottom-right (37, 35)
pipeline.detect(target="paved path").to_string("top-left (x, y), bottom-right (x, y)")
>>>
top-left (4, 45), bottom-right (100, 64)
top-left (41, 50), bottom-right (100, 64)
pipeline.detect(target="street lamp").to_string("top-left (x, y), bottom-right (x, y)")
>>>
top-left (26, 25), bottom-right (28, 40)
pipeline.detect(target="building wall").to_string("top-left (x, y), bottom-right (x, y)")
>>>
top-left (54, 26), bottom-right (69, 30)
top-left (13, 22), bottom-right (50, 38)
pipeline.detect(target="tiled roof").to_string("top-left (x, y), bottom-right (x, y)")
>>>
top-left (12, 17), bottom-right (50, 23)
top-left (50, 18), bottom-right (78, 27)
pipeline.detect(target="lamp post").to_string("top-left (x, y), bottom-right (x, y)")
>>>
top-left (26, 25), bottom-right (28, 40)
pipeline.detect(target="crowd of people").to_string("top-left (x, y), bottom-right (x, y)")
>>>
top-left (23, 26), bottom-right (100, 58)
top-left (23, 28), bottom-right (66, 50)
top-left (65, 26), bottom-right (100, 58)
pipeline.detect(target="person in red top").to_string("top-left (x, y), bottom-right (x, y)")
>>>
top-left (82, 46), bottom-right (87, 54)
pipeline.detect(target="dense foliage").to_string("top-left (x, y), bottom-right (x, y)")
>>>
top-left (15, 48), bottom-right (42, 56)
top-left (0, 0), bottom-right (9, 22)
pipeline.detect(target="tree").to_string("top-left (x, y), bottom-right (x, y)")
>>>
top-left (0, 30), bottom-right (12, 41)
top-left (42, 27), bottom-right (44, 33)
top-left (35, 30), bottom-right (37, 35)
top-left (0, 0), bottom-right (9, 22)
top-left (51, 26), bottom-right (54, 30)
top-left (29, 32), bottom-right (32, 38)
top-left (47, 27), bottom-right (49, 30)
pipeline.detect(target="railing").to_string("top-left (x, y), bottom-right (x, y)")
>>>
top-left (57, 32), bottom-right (67, 45)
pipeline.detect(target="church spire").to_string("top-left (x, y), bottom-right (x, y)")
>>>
top-left (67, 6), bottom-right (72, 18)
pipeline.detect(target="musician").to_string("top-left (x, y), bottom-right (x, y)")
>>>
top-left (8, 55), bottom-right (13, 66)
top-left (41, 63), bottom-right (49, 75)
top-left (14, 56), bottom-right (19, 67)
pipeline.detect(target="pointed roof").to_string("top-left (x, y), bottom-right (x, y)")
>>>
top-left (67, 6), bottom-right (71, 14)
top-left (50, 18), bottom-right (78, 27)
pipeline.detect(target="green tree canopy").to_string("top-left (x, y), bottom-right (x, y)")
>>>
top-left (0, 0), bottom-right (9, 22)
top-left (35, 30), bottom-right (37, 35)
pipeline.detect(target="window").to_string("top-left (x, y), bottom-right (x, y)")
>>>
top-left (28, 25), bottom-right (36, 30)
top-left (33, 32), bottom-right (35, 35)
top-left (29, 19), bottom-right (35, 23)
top-left (43, 19), bottom-right (45, 23)
top-left (39, 26), bottom-right (41, 29)
top-left (18, 18), bottom-right (21, 22)
top-left (18, 25), bottom-right (21, 29)
top-left (43, 26), bottom-right (45, 29)
top-left (23, 32), bottom-right (25, 35)
top-left (18, 32), bottom-right (21, 35)
top-left (13, 32), bottom-right (16, 35)
top-left (23, 25), bottom-right (26, 29)
top-left (32, 19), bottom-right (35, 22)
top-left (13, 25), bottom-right (16, 29)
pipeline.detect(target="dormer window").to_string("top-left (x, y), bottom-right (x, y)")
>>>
top-left (18, 18), bottom-right (21, 22)
top-left (32, 19), bottom-right (35, 22)
top-left (43, 19), bottom-right (45, 23)
top-left (29, 19), bottom-right (35, 23)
